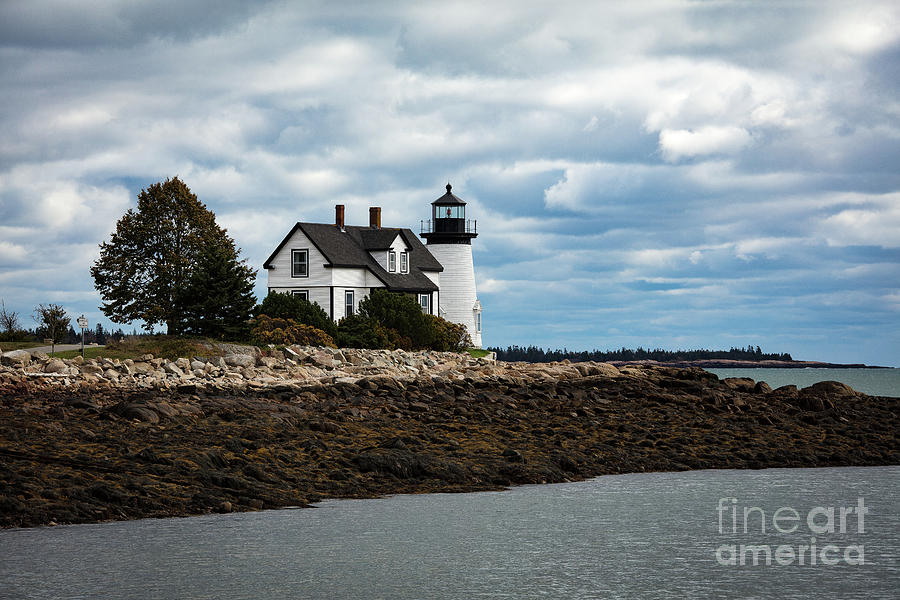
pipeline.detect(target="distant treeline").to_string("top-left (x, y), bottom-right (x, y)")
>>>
top-left (487, 345), bottom-right (793, 363)
top-left (3, 324), bottom-right (131, 345)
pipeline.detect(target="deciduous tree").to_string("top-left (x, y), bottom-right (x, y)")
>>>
top-left (90, 177), bottom-right (249, 334)
top-left (33, 303), bottom-right (70, 354)
top-left (0, 299), bottom-right (20, 335)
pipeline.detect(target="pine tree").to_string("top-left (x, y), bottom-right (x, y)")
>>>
top-left (179, 243), bottom-right (257, 340)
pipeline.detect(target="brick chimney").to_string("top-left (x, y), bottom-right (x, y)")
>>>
top-left (335, 204), bottom-right (345, 229)
top-left (369, 206), bottom-right (381, 229)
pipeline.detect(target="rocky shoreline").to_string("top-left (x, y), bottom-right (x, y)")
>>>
top-left (2, 346), bottom-right (898, 528)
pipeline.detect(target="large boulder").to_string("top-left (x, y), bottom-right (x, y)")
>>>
top-left (803, 380), bottom-right (859, 398)
top-left (798, 381), bottom-right (859, 411)
top-left (212, 343), bottom-right (260, 357)
top-left (722, 377), bottom-right (756, 393)
top-left (163, 362), bottom-right (184, 376)
top-left (43, 359), bottom-right (68, 373)
top-left (130, 362), bottom-right (153, 374)
top-left (82, 364), bottom-right (104, 375)
top-left (224, 354), bottom-right (256, 368)
top-left (1, 350), bottom-right (31, 366)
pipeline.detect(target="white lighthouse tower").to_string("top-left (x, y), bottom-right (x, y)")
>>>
top-left (421, 184), bottom-right (482, 347)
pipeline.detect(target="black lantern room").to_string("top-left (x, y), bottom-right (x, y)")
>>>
top-left (420, 183), bottom-right (478, 245)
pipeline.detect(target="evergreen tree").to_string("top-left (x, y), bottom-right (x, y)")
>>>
top-left (90, 177), bottom-right (235, 333)
top-left (95, 323), bottom-right (107, 345)
top-left (179, 243), bottom-right (257, 340)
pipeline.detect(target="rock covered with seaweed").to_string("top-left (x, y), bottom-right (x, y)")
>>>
top-left (1, 347), bottom-right (897, 528)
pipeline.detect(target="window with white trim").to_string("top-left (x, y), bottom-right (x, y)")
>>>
top-left (400, 251), bottom-right (408, 273)
top-left (292, 290), bottom-right (309, 301)
top-left (418, 293), bottom-right (430, 314)
top-left (345, 290), bottom-right (355, 316)
top-left (388, 251), bottom-right (396, 272)
top-left (291, 249), bottom-right (308, 277)
top-left (476, 311), bottom-right (482, 332)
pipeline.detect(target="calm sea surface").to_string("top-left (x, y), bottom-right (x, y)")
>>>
top-left (705, 367), bottom-right (900, 397)
top-left (1, 466), bottom-right (897, 599)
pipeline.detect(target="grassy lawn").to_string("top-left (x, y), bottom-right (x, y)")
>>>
top-left (9, 336), bottom-right (493, 361)
top-left (3, 336), bottom-right (230, 361)
top-left (100, 336), bottom-right (227, 361)
top-left (48, 347), bottom-right (138, 360)
top-left (0, 341), bottom-right (42, 352)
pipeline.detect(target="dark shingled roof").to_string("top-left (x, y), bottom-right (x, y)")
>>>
top-left (358, 228), bottom-right (401, 250)
top-left (264, 222), bottom-right (442, 293)
top-left (431, 183), bottom-right (466, 205)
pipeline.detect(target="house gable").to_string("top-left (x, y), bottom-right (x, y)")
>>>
top-left (264, 226), bottom-right (334, 288)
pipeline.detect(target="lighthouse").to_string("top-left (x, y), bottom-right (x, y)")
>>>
top-left (420, 183), bottom-right (482, 348)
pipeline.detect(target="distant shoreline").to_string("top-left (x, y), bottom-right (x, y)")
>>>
top-left (608, 359), bottom-right (894, 370)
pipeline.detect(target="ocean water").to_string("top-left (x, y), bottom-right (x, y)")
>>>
top-left (705, 367), bottom-right (900, 397)
top-left (1, 466), bottom-right (897, 599)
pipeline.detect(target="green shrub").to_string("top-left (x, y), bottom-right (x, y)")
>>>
top-left (425, 314), bottom-right (472, 352)
top-left (336, 314), bottom-right (393, 349)
top-left (251, 315), bottom-right (335, 347)
top-left (358, 289), bottom-right (431, 349)
top-left (254, 292), bottom-right (337, 338)
top-left (336, 290), bottom-right (472, 351)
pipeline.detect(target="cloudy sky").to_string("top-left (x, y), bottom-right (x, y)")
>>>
top-left (1, 1), bottom-right (898, 365)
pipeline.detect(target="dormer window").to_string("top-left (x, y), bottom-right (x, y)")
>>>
top-left (389, 251), bottom-right (396, 272)
top-left (400, 251), bottom-right (408, 273)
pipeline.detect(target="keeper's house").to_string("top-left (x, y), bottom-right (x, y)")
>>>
top-left (263, 184), bottom-right (483, 347)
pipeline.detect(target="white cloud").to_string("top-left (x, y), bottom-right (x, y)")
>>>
top-left (658, 126), bottom-right (752, 161)
top-left (476, 277), bottom-right (509, 294)
top-left (818, 193), bottom-right (900, 248)
top-left (626, 247), bottom-right (690, 268)
top-left (733, 237), bottom-right (805, 260)
top-left (543, 162), bottom-right (672, 211)
top-left (0, 1), bottom-right (897, 363)
top-left (826, 3), bottom-right (900, 56)
top-left (0, 241), bottom-right (28, 265)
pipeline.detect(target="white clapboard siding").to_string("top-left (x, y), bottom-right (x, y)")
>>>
top-left (331, 267), bottom-right (368, 287)
top-left (335, 286), bottom-right (370, 320)
top-left (425, 244), bottom-right (481, 347)
top-left (266, 229), bottom-right (332, 288)
top-left (423, 270), bottom-right (440, 287)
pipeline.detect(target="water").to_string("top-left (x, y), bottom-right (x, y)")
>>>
top-left (705, 367), bottom-right (900, 397)
top-left (2, 466), bottom-right (897, 599)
